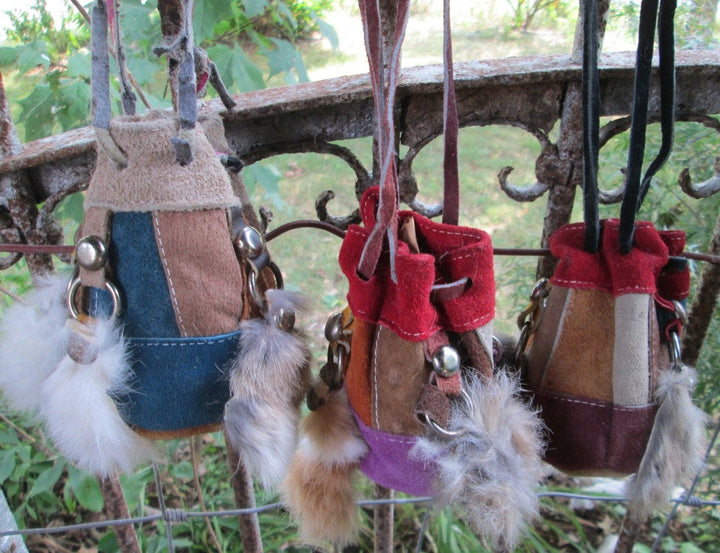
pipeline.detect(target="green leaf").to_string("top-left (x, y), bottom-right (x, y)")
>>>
top-left (0, 46), bottom-right (20, 67)
top-left (56, 78), bottom-right (91, 131)
top-left (28, 461), bottom-right (64, 498)
top-left (261, 38), bottom-right (309, 82)
top-left (17, 84), bottom-right (55, 141)
top-left (244, 0), bottom-right (269, 18)
top-left (206, 43), bottom-right (265, 93)
top-left (313, 15), bottom-right (339, 52)
top-left (16, 45), bottom-right (50, 74)
top-left (169, 461), bottom-right (195, 481)
top-left (67, 466), bottom-right (104, 511)
top-left (65, 51), bottom-right (91, 79)
top-left (193, 0), bottom-right (235, 43)
top-left (0, 450), bottom-right (16, 484)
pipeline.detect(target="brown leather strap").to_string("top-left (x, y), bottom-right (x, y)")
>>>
top-left (441, 0), bottom-right (460, 226)
top-left (357, 0), bottom-right (411, 280)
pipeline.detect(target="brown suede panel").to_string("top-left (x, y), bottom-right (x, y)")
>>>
top-left (532, 388), bottom-right (657, 476)
top-left (372, 326), bottom-right (429, 435)
top-left (153, 210), bottom-right (244, 337)
top-left (458, 327), bottom-right (493, 378)
top-left (78, 207), bottom-right (111, 289)
top-left (540, 289), bottom-right (615, 402)
top-left (416, 383), bottom-right (451, 428)
top-left (134, 421), bottom-right (220, 440)
top-left (526, 285), bottom-right (569, 387)
top-left (345, 317), bottom-right (375, 427)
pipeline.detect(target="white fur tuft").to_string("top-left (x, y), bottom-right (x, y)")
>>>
top-left (0, 273), bottom-right (71, 413)
top-left (224, 290), bottom-right (312, 489)
top-left (411, 371), bottom-right (545, 552)
top-left (40, 317), bottom-right (158, 476)
top-left (625, 367), bottom-right (707, 521)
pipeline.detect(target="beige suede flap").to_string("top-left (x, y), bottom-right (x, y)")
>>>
top-left (86, 110), bottom-right (239, 212)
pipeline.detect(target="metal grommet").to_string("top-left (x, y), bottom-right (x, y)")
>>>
top-left (325, 312), bottom-right (345, 343)
top-left (275, 307), bottom-right (296, 331)
top-left (420, 388), bottom-right (474, 438)
top-left (66, 276), bottom-right (121, 320)
top-left (236, 226), bottom-right (265, 260)
top-left (75, 236), bottom-right (109, 271)
top-left (432, 345), bottom-right (461, 378)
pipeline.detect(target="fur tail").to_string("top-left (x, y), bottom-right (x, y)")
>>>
top-left (40, 316), bottom-right (158, 476)
top-left (224, 289), bottom-right (312, 489)
top-left (282, 387), bottom-right (367, 548)
top-left (0, 273), bottom-right (71, 413)
top-left (411, 371), bottom-right (544, 552)
top-left (625, 367), bottom-right (707, 521)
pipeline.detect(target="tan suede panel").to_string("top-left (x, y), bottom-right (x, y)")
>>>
top-left (78, 207), bottom-right (111, 289)
top-left (540, 289), bottom-right (615, 401)
top-left (372, 326), bottom-right (429, 435)
top-left (526, 285), bottom-right (569, 388)
top-left (612, 294), bottom-right (650, 406)
top-left (345, 317), bottom-right (375, 426)
top-left (152, 210), bottom-right (244, 337)
top-left (86, 110), bottom-right (239, 212)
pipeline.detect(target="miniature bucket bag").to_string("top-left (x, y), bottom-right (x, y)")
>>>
top-left (283, 1), bottom-right (543, 550)
top-left (517, 0), bottom-right (705, 520)
top-left (0, 1), bottom-right (310, 484)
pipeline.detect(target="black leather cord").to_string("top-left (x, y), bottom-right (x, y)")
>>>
top-left (582, 0), bottom-right (601, 253)
top-left (619, 0), bottom-right (660, 253)
top-left (638, 0), bottom-right (677, 206)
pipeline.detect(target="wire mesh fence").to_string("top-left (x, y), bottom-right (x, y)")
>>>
top-left (1, 418), bottom-right (717, 553)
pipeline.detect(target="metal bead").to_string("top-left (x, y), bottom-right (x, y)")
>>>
top-left (324, 312), bottom-right (344, 343)
top-left (236, 226), bottom-right (265, 260)
top-left (75, 236), bottom-right (108, 271)
top-left (432, 345), bottom-right (460, 378)
top-left (275, 308), bottom-right (295, 331)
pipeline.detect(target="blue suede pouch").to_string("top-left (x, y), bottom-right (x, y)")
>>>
top-left (90, 211), bottom-right (240, 434)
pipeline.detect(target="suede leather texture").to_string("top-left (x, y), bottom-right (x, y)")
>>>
top-left (550, 220), bottom-right (668, 296)
top-left (86, 110), bottom-right (240, 212)
top-left (525, 220), bottom-right (681, 475)
top-left (152, 210), bottom-right (244, 336)
top-left (114, 330), bottom-right (239, 437)
top-left (353, 408), bottom-right (435, 497)
top-left (339, 187), bottom-right (495, 342)
top-left (531, 388), bottom-right (657, 476)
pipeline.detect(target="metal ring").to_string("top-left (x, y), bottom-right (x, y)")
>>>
top-left (66, 276), bottom-right (121, 320)
top-left (668, 330), bottom-right (682, 371)
top-left (420, 388), bottom-right (474, 438)
top-left (247, 261), bottom-right (285, 311)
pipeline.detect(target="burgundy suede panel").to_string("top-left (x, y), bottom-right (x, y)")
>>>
top-left (550, 220), bottom-right (668, 297)
top-left (531, 388), bottom-right (657, 476)
top-left (339, 187), bottom-right (495, 342)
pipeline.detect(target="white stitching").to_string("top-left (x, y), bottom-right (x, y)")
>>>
top-left (372, 326), bottom-right (381, 429)
top-left (153, 212), bottom-right (187, 336)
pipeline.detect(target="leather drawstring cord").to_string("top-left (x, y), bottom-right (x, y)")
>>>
top-left (619, 0), bottom-right (677, 253)
top-left (582, 0), bottom-right (600, 253)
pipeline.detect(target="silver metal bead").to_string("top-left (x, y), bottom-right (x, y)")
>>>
top-left (275, 308), bottom-right (295, 331)
top-left (432, 345), bottom-right (460, 378)
top-left (236, 226), bottom-right (265, 260)
top-left (75, 236), bottom-right (108, 271)
top-left (324, 312), bottom-right (344, 343)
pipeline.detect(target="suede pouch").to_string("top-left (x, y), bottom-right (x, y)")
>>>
top-left (519, 219), bottom-right (689, 475)
top-left (71, 111), bottom-right (263, 439)
top-left (338, 186), bottom-right (496, 494)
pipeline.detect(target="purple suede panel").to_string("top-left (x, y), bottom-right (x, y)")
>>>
top-left (353, 410), bottom-right (435, 496)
